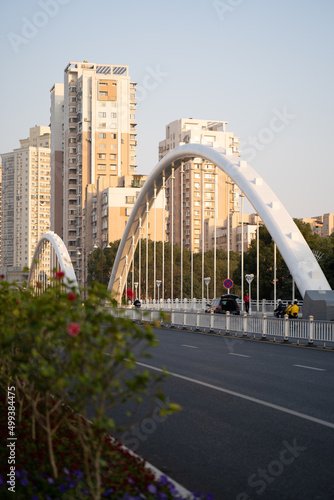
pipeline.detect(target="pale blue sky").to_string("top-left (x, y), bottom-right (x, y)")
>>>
top-left (1, 0), bottom-right (333, 218)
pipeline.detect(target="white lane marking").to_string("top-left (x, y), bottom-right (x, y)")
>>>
top-left (182, 344), bottom-right (198, 349)
top-left (294, 364), bottom-right (326, 372)
top-left (229, 353), bottom-right (250, 358)
top-left (136, 361), bottom-right (334, 430)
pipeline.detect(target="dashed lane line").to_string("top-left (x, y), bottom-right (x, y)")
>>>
top-left (136, 361), bottom-right (334, 430)
top-left (294, 364), bottom-right (326, 372)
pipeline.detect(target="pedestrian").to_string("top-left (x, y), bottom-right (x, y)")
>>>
top-left (285, 301), bottom-right (293, 318)
top-left (290, 300), bottom-right (300, 318)
top-left (274, 299), bottom-right (285, 318)
top-left (244, 292), bottom-right (250, 313)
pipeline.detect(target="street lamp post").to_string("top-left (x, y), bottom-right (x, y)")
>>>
top-left (134, 282), bottom-right (139, 300)
top-left (245, 274), bottom-right (254, 315)
top-left (156, 280), bottom-right (161, 304)
top-left (204, 277), bottom-right (211, 301)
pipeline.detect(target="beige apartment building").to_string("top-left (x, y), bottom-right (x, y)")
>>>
top-left (159, 118), bottom-right (240, 253)
top-left (204, 212), bottom-right (262, 253)
top-left (0, 126), bottom-right (51, 281)
top-left (50, 61), bottom-right (163, 287)
top-left (299, 214), bottom-right (334, 237)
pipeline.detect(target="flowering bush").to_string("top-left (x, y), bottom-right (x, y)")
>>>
top-left (0, 277), bottom-right (185, 500)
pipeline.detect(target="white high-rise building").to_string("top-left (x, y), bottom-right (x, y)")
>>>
top-left (0, 126), bottom-right (51, 281)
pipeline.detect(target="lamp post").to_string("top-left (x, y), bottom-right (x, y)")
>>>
top-left (134, 282), bottom-right (139, 300)
top-left (156, 280), bottom-right (161, 304)
top-left (245, 274), bottom-right (254, 315)
top-left (204, 277), bottom-right (211, 301)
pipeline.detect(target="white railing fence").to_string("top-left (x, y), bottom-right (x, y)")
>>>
top-left (117, 308), bottom-right (333, 346)
top-left (136, 298), bottom-right (303, 316)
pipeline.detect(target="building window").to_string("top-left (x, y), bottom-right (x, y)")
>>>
top-left (99, 92), bottom-right (108, 97)
top-left (98, 112), bottom-right (106, 118)
top-left (98, 133), bottom-right (106, 139)
top-left (98, 154), bottom-right (106, 159)
top-left (98, 143), bottom-right (106, 149)
top-left (97, 164), bottom-right (106, 170)
top-left (111, 113), bottom-right (117, 118)
top-left (126, 196), bottom-right (135, 204)
top-left (111, 133), bottom-right (117, 139)
top-left (99, 123), bottom-right (106, 128)
top-left (110, 164), bottom-right (117, 170)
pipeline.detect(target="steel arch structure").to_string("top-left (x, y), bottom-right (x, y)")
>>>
top-left (28, 231), bottom-right (78, 290)
top-left (108, 143), bottom-right (331, 299)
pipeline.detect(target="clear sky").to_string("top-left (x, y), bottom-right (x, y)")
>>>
top-left (0, 0), bottom-right (333, 218)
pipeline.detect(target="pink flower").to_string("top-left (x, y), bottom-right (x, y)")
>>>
top-left (67, 322), bottom-right (80, 337)
top-left (36, 282), bottom-right (42, 289)
top-left (126, 288), bottom-right (134, 300)
top-left (54, 271), bottom-right (65, 279)
top-left (0, 274), bottom-right (5, 280)
top-left (67, 293), bottom-right (77, 301)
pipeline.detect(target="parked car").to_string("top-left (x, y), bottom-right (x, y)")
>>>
top-left (206, 294), bottom-right (240, 315)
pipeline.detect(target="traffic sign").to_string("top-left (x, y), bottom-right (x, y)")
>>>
top-left (223, 278), bottom-right (233, 289)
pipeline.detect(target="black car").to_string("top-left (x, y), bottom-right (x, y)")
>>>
top-left (206, 294), bottom-right (240, 315)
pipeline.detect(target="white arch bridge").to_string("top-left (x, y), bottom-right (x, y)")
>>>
top-left (29, 144), bottom-right (332, 312)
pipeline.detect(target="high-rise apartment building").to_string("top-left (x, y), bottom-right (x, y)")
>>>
top-left (51, 62), bottom-right (138, 278)
top-left (51, 61), bottom-right (164, 287)
top-left (0, 126), bottom-right (51, 281)
top-left (159, 118), bottom-right (240, 253)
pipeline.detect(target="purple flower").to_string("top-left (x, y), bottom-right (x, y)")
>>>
top-left (59, 484), bottom-right (68, 493)
top-left (73, 470), bottom-right (83, 480)
top-left (47, 477), bottom-right (54, 484)
top-left (31, 496), bottom-right (39, 500)
top-left (63, 467), bottom-right (70, 476)
top-left (15, 470), bottom-right (21, 478)
top-left (20, 477), bottom-right (29, 486)
top-left (148, 484), bottom-right (157, 494)
top-left (0, 475), bottom-right (4, 486)
top-left (102, 489), bottom-right (114, 496)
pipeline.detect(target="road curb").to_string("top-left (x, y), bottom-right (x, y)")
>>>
top-left (107, 434), bottom-right (194, 498)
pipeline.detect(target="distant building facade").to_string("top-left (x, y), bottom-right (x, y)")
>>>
top-left (298, 214), bottom-right (334, 237)
top-left (159, 118), bottom-right (240, 253)
top-left (50, 61), bottom-right (163, 287)
top-left (0, 126), bottom-right (51, 281)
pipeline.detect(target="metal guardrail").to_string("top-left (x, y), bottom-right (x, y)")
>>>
top-left (139, 298), bottom-right (303, 316)
top-left (118, 308), bottom-right (334, 347)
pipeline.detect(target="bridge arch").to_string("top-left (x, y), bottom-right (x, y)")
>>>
top-left (108, 143), bottom-right (330, 299)
top-left (28, 231), bottom-right (78, 290)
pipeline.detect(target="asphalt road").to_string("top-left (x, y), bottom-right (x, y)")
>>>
top-left (112, 328), bottom-right (334, 500)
